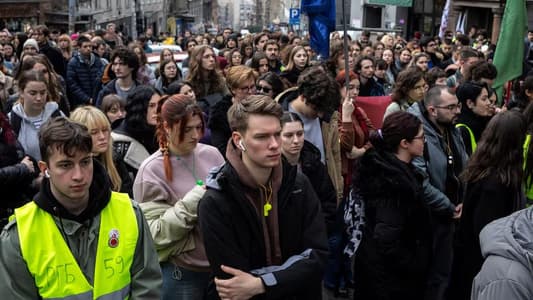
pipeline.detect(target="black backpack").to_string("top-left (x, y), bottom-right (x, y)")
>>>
top-left (10, 109), bottom-right (62, 136)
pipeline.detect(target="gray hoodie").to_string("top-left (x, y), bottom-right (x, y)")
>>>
top-left (8, 102), bottom-right (63, 161)
top-left (471, 208), bottom-right (533, 299)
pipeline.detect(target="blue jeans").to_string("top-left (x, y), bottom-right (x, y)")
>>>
top-left (323, 232), bottom-right (352, 290)
top-left (161, 261), bottom-right (211, 300)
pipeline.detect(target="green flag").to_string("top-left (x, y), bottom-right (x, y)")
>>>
top-left (492, 0), bottom-right (527, 103)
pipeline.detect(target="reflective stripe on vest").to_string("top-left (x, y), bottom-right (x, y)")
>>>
top-left (523, 134), bottom-right (533, 201)
top-left (456, 123), bottom-right (477, 153)
top-left (15, 192), bottom-right (138, 299)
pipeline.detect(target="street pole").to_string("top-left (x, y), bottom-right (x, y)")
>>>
top-left (342, 0), bottom-right (350, 86)
top-left (68, 0), bottom-right (75, 33)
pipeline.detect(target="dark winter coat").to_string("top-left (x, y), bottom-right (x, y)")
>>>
top-left (456, 109), bottom-right (491, 156)
top-left (66, 52), bottom-right (105, 108)
top-left (450, 175), bottom-right (525, 299)
top-left (296, 140), bottom-right (337, 235)
top-left (0, 124), bottom-right (38, 224)
top-left (199, 159), bottom-right (329, 300)
top-left (39, 41), bottom-right (66, 77)
top-left (207, 94), bottom-right (233, 157)
top-left (354, 149), bottom-right (432, 300)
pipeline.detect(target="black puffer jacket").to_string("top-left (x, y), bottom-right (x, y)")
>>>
top-left (353, 149), bottom-right (432, 300)
top-left (297, 140), bottom-right (337, 235)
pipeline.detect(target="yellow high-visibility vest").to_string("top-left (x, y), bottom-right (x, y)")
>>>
top-left (15, 192), bottom-right (138, 299)
top-left (456, 123), bottom-right (477, 154)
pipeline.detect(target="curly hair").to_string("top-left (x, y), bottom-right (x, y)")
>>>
top-left (186, 45), bottom-right (226, 99)
top-left (297, 66), bottom-right (341, 114)
top-left (110, 47), bottom-right (139, 80)
top-left (124, 85), bottom-right (160, 132)
top-left (391, 67), bottom-right (425, 104)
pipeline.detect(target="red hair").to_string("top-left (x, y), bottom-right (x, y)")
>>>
top-left (335, 70), bottom-right (358, 86)
top-left (156, 94), bottom-right (205, 181)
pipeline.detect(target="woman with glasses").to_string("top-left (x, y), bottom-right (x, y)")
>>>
top-left (451, 111), bottom-right (526, 299)
top-left (455, 81), bottom-right (495, 156)
top-left (384, 67), bottom-right (426, 120)
top-left (353, 111), bottom-right (432, 300)
top-left (223, 48), bottom-right (243, 76)
top-left (208, 65), bottom-right (258, 157)
top-left (256, 72), bottom-right (285, 99)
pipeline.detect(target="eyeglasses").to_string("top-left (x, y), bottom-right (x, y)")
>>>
top-left (256, 85), bottom-right (272, 93)
top-left (412, 134), bottom-right (426, 142)
top-left (434, 102), bottom-right (462, 111)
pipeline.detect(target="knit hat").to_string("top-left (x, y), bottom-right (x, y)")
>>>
top-left (71, 33), bottom-right (79, 41)
top-left (23, 38), bottom-right (38, 50)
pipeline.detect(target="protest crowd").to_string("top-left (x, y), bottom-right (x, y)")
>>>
top-left (1, 14), bottom-right (533, 300)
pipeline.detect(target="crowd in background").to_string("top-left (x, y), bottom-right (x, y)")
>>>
top-left (2, 22), bottom-right (533, 300)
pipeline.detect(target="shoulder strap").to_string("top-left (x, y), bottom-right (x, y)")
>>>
top-left (10, 113), bottom-right (21, 136)
top-left (51, 108), bottom-right (62, 118)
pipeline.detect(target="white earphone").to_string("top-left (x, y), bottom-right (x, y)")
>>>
top-left (239, 140), bottom-right (246, 152)
top-left (44, 169), bottom-right (50, 178)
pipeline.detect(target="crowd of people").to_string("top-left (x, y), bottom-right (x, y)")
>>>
top-left (1, 22), bottom-right (533, 299)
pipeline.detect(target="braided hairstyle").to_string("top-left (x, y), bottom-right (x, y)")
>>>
top-left (156, 94), bottom-right (205, 181)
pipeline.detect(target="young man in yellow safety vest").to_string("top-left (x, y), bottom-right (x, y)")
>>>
top-left (0, 117), bottom-right (162, 299)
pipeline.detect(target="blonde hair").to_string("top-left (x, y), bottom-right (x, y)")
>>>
top-left (70, 106), bottom-right (122, 191)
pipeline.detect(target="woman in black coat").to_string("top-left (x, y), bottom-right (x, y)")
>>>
top-left (450, 111), bottom-right (526, 299)
top-left (353, 111), bottom-right (432, 300)
top-left (0, 111), bottom-right (39, 226)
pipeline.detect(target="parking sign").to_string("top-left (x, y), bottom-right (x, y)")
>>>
top-left (289, 8), bottom-right (300, 25)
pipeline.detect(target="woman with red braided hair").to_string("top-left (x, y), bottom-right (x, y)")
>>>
top-left (133, 94), bottom-right (224, 300)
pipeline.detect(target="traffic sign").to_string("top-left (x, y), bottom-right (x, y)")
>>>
top-left (289, 8), bottom-right (300, 25)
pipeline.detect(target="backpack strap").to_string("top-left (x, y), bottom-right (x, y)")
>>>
top-left (11, 108), bottom-right (61, 136)
top-left (10, 113), bottom-right (21, 136)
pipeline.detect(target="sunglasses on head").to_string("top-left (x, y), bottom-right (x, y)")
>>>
top-left (256, 85), bottom-right (272, 93)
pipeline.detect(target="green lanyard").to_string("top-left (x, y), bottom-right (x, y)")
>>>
top-left (176, 154), bottom-right (204, 186)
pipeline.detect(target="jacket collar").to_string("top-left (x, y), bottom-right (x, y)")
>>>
top-left (34, 159), bottom-right (112, 223)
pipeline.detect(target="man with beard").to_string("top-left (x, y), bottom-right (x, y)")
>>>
top-left (420, 36), bottom-right (444, 69)
top-left (408, 85), bottom-right (468, 300)
top-left (356, 56), bottom-right (385, 97)
top-left (263, 40), bottom-right (283, 74)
